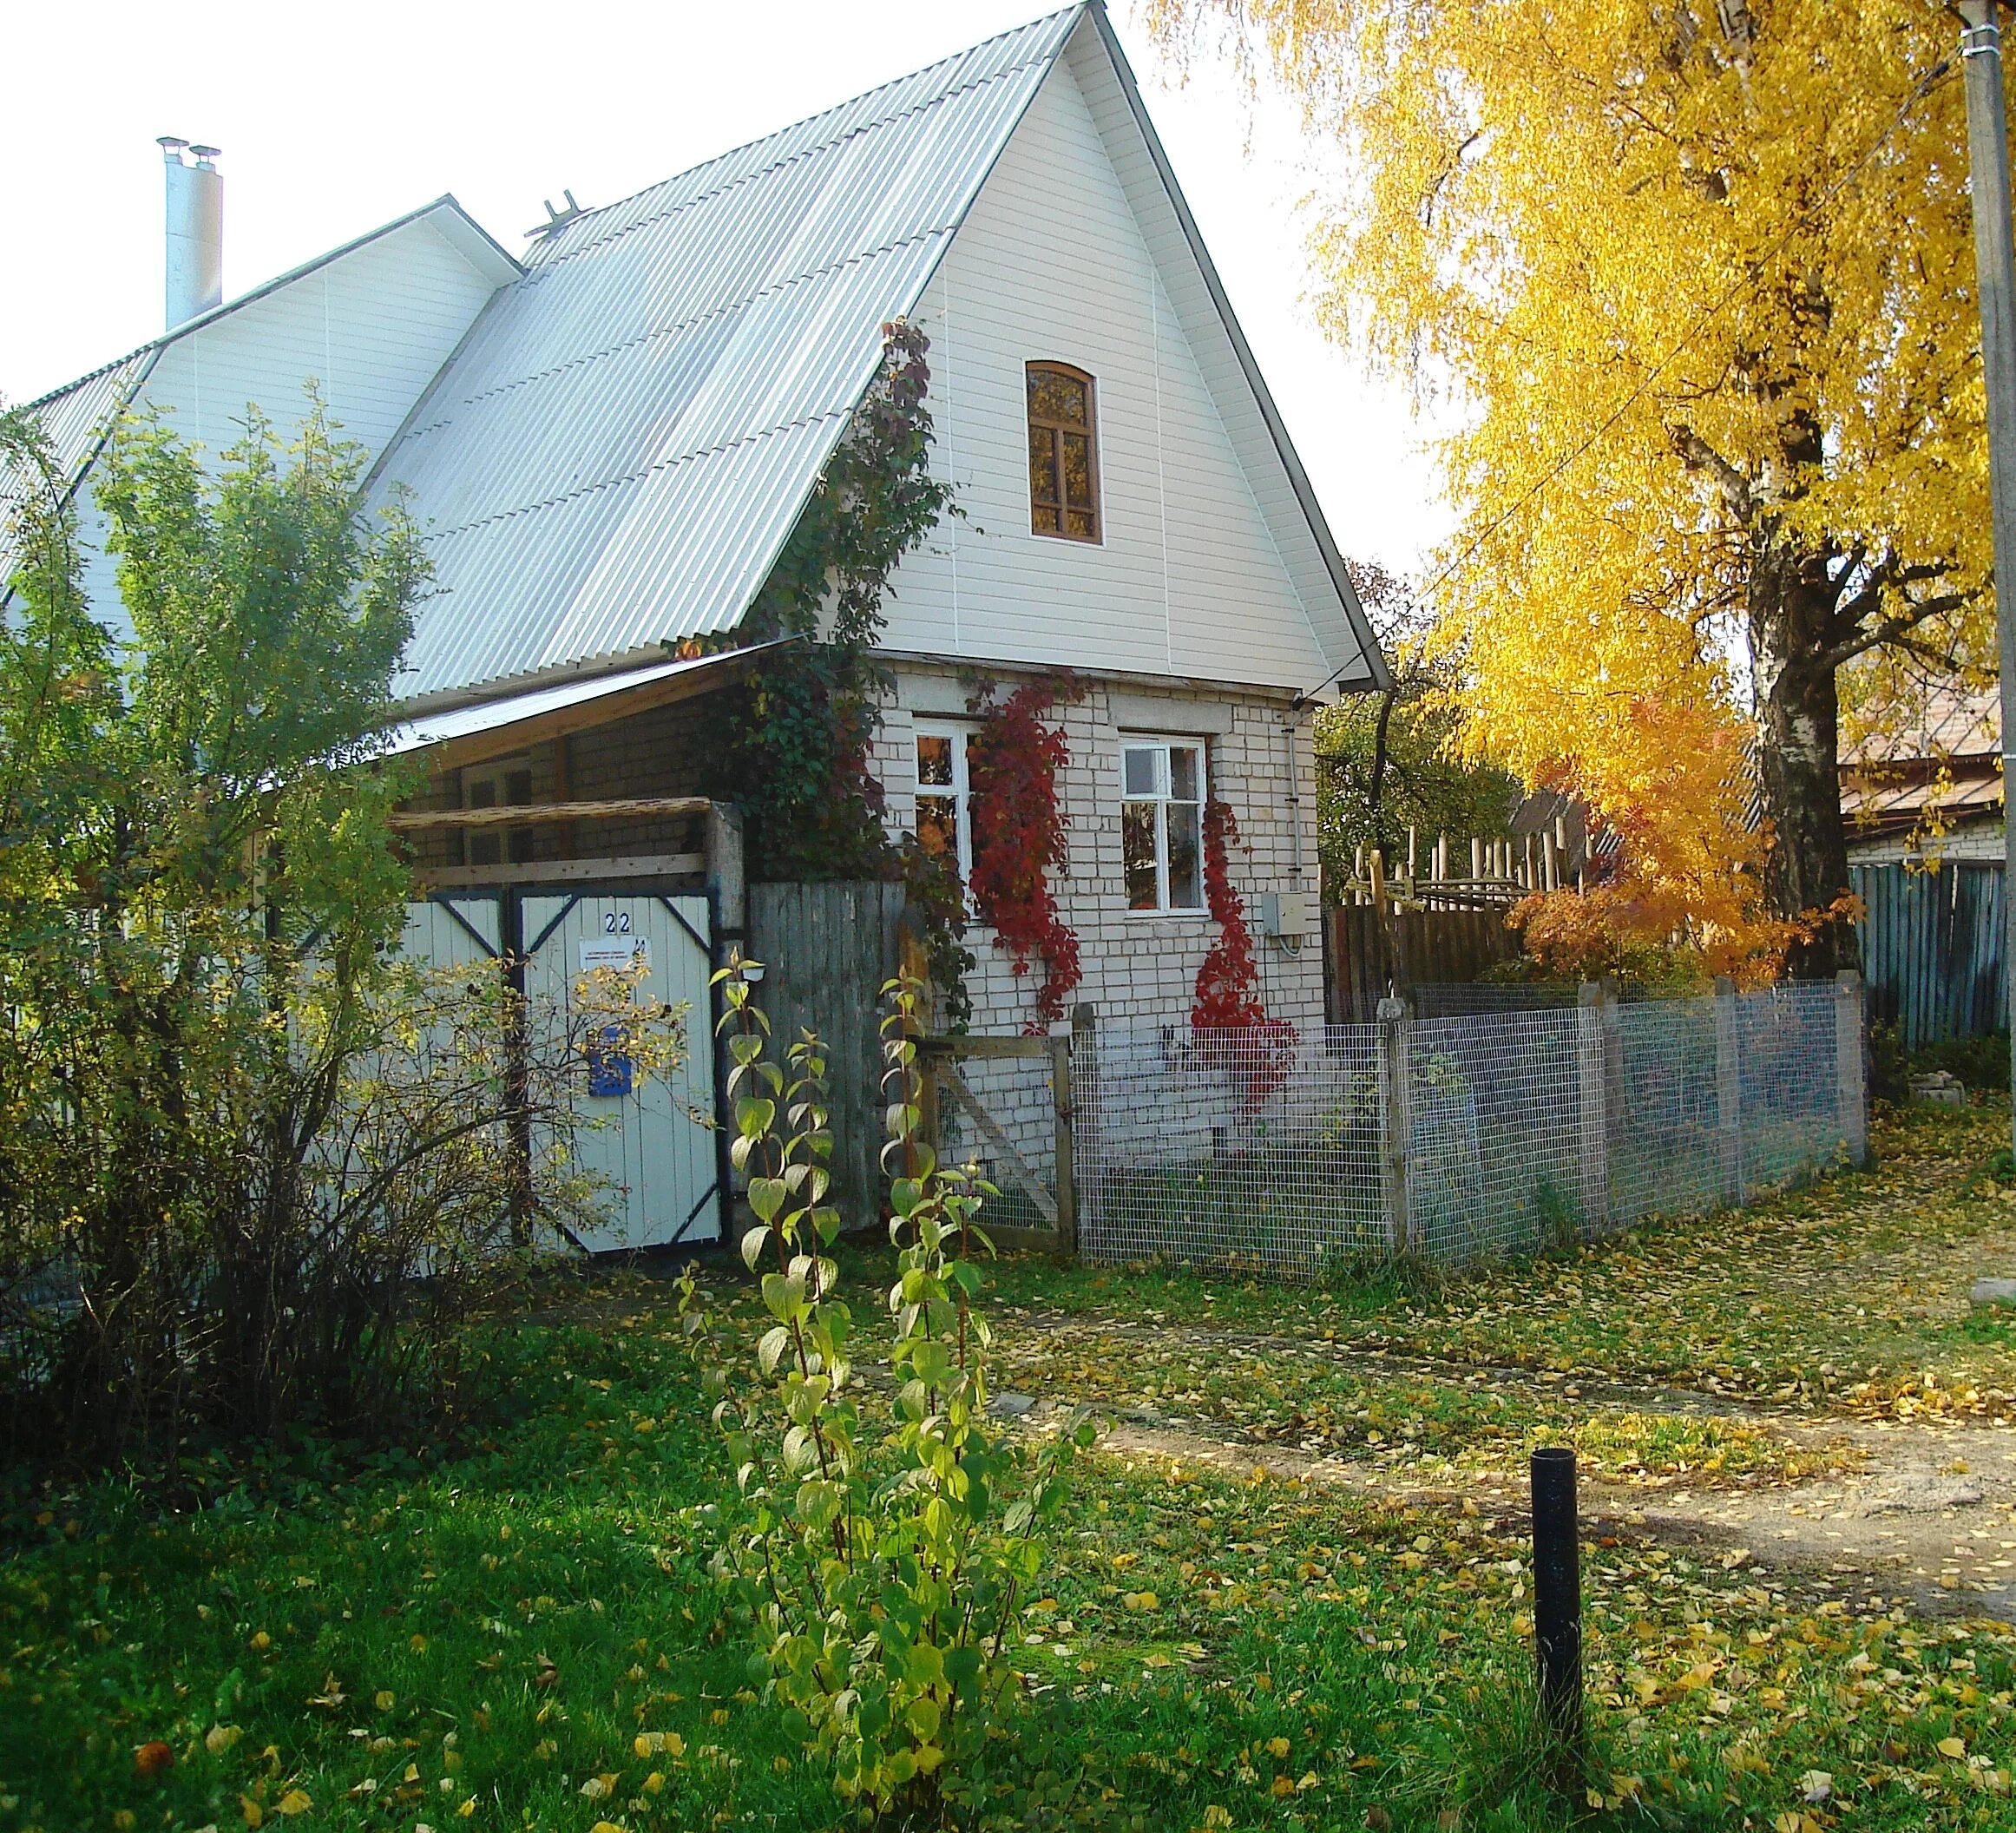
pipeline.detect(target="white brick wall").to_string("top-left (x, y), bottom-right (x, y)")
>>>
top-left (872, 661), bottom-right (1324, 1037)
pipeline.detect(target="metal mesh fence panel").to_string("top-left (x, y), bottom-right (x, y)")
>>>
top-left (1072, 984), bottom-right (1855, 1283)
top-left (1074, 1023), bottom-right (1384, 1278)
top-left (1411, 982), bottom-right (1579, 1019)
top-left (1610, 996), bottom-right (1724, 1226)
top-left (936, 1051), bottom-right (1060, 1231)
top-left (1405, 1009), bottom-right (1583, 1261)
top-left (1735, 980), bottom-right (1842, 1193)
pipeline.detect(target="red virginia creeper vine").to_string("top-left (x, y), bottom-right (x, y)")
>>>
top-left (967, 677), bottom-right (1083, 1031)
top-left (1192, 798), bottom-right (1295, 1102)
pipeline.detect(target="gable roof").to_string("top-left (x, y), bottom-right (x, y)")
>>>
top-left (377, 6), bottom-right (1085, 703)
top-left (376, 2), bottom-right (1384, 704)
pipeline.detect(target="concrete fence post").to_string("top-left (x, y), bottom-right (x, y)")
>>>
top-left (1713, 976), bottom-right (1743, 1207)
top-left (1376, 995), bottom-right (1414, 1257)
top-left (1575, 983), bottom-right (1611, 1233)
top-left (1835, 969), bottom-right (1870, 1168)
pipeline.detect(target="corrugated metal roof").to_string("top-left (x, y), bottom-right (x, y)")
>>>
top-left (0, 351), bottom-right (155, 588)
top-left (380, 640), bottom-right (791, 756)
top-left (375, 5), bottom-right (1084, 701)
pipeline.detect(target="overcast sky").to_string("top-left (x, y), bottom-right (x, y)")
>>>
top-left (0, 0), bottom-right (1455, 576)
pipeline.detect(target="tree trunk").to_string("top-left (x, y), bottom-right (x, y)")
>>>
top-left (1748, 544), bottom-right (1858, 979)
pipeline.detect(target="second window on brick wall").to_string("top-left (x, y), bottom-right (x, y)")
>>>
top-left (913, 722), bottom-right (974, 887)
top-left (1122, 739), bottom-right (1205, 912)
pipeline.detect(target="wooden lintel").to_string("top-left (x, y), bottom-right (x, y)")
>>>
top-left (917, 1034), bottom-right (1053, 1060)
top-left (415, 853), bottom-right (705, 890)
top-left (390, 796), bottom-right (712, 830)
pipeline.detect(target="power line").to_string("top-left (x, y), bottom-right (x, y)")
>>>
top-left (1308, 50), bottom-right (1958, 700)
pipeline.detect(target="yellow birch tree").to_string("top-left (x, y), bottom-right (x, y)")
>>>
top-left (1150, 0), bottom-right (1996, 974)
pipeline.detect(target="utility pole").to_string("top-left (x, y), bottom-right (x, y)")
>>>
top-left (1960, 1), bottom-right (2016, 1150)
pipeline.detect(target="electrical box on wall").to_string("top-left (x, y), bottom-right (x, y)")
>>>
top-left (1258, 890), bottom-right (1316, 939)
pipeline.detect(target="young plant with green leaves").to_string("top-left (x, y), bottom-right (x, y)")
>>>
top-left (678, 964), bottom-right (1088, 1824)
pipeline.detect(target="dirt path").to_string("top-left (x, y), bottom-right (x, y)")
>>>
top-left (982, 1317), bottom-right (2016, 1621)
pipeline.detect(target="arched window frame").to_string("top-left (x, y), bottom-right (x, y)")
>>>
top-left (1025, 360), bottom-right (1101, 543)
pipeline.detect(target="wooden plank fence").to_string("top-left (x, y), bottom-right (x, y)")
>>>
top-left (1327, 904), bottom-right (1520, 1024)
top-left (748, 880), bottom-right (907, 1222)
top-left (1851, 861), bottom-right (2005, 1050)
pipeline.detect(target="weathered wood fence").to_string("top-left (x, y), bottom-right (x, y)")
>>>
top-left (748, 879), bottom-right (907, 1220)
top-left (1851, 861), bottom-right (2005, 1050)
top-left (1326, 904), bottom-right (1520, 1024)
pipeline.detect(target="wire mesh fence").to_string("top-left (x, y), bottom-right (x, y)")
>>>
top-left (1073, 981), bottom-right (1862, 1281)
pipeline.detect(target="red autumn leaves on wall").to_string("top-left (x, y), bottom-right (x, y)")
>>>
top-left (1192, 797), bottom-right (1295, 1103)
top-left (965, 691), bottom-right (1290, 1072)
top-left (967, 677), bottom-right (1084, 1031)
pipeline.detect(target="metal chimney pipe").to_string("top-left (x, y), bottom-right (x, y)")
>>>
top-left (159, 136), bottom-right (223, 330)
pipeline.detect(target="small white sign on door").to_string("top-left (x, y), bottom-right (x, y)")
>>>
top-left (579, 936), bottom-right (652, 976)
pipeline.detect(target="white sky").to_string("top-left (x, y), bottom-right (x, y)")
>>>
top-left (0, 0), bottom-right (1454, 576)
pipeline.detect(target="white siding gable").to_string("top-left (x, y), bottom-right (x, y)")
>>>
top-left (68, 213), bottom-right (504, 632)
top-left (880, 54), bottom-right (1336, 695)
top-left (139, 215), bottom-right (500, 467)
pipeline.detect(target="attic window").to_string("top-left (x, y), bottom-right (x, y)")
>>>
top-left (1027, 362), bottom-right (1100, 542)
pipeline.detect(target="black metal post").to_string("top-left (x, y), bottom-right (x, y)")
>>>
top-left (1531, 1446), bottom-right (1584, 1775)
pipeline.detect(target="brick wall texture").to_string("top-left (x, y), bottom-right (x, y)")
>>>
top-left (870, 662), bottom-right (1323, 1037)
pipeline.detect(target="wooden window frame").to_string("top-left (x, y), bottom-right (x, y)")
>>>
top-left (1026, 360), bottom-right (1101, 544)
top-left (460, 755), bottom-right (535, 869)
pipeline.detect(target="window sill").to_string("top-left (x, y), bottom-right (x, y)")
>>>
top-left (1121, 906), bottom-right (1211, 921)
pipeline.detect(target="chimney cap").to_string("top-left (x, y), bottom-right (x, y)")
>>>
top-left (158, 135), bottom-right (189, 159)
top-left (189, 145), bottom-right (221, 164)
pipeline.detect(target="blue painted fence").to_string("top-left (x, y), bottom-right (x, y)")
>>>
top-left (1850, 861), bottom-right (2005, 1049)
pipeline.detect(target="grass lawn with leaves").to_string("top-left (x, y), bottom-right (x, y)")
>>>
top-left (4, 1103), bottom-right (2016, 1832)
top-left (983, 1104), bottom-right (2016, 1426)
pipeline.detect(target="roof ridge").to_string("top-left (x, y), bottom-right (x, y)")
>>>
top-left (16, 346), bottom-right (154, 417)
top-left (524, 3), bottom-right (1086, 269)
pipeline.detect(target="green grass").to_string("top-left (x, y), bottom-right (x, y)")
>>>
top-left (5, 1103), bottom-right (2016, 1830)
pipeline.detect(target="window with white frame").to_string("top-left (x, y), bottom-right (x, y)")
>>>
top-left (1121, 739), bottom-right (1205, 912)
top-left (912, 723), bottom-right (973, 886)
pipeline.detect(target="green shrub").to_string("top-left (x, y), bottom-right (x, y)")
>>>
top-left (677, 965), bottom-right (1087, 1824)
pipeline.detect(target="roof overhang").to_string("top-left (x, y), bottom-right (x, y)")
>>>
top-left (380, 640), bottom-right (791, 772)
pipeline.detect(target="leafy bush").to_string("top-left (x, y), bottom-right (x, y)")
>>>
top-left (0, 401), bottom-right (688, 1469)
top-left (677, 965), bottom-right (1087, 1824)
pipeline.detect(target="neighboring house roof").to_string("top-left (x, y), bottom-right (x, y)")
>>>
top-left (371, 1), bottom-right (1382, 704)
top-left (1839, 680), bottom-right (1999, 769)
top-left (1839, 680), bottom-right (2003, 842)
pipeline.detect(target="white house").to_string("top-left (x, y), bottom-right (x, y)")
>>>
top-left (12, 3), bottom-right (1389, 1245)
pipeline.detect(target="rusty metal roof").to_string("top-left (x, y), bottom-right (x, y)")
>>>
top-left (376, 5), bottom-right (1084, 702)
